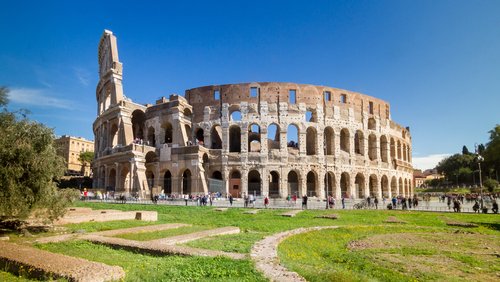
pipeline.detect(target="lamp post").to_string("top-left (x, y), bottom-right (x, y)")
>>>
top-left (324, 139), bottom-right (329, 209)
top-left (478, 155), bottom-right (484, 209)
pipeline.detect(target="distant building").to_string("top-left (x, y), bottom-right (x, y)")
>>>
top-left (54, 135), bottom-right (94, 176)
top-left (413, 168), bottom-right (443, 188)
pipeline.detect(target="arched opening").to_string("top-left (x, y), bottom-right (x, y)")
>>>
top-left (145, 151), bottom-right (157, 163)
top-left (163, 170), bottom-right (172, 194)
top-left (354, 130), bottom-right (364, 155)
top-left (269, 171), bottom-right (280, 198)
top-left (287, 171), bottom-right (299, 196)
top-left (182, 169), bottom-right (192, 195)
top-left (340, 172), bottom-right (350, 198)
top-left (287, 124), bottom-right (299, 152)
top-left (131, 110), bottom-right (145, 140)
top-left (324, 172), bottom-right (336, 197)
top-left (210, 125), bottom-right (222, 149)
top-left (324, 127), bottom-right (334, 155)
top-left (305, 110), bottom-right (316, 122)
top-left (147, 126), bottom-right (156, 147)
top-left (229, 170), bottom-right (241, 197)
top-left (248, 124), bottom-right (261, 152)
top-left (108, 168), bottom-right (116, 191)
top-left (120, 166), bottom-right (130, 193)
top-left (267, 123), bottom-right (280, 150)
top-left (368, 118), bottom-right (376, 130)
top-left (369, 174), bottom-right (378, 197)
top-left (212, 171), bottom-right (223, 180)
top-left (398, 178), bottom-right (404, 196)
top-left (391, 176), bottom-right (397, 197)
top-left (397, 140), bottom-right (402, 160)
top-left (368, 134), bottom-right (377, 160)
top-left (381, 175), bottom-right (389, 198)
top-left (306, 127), bottom-right (317, 155)
top-left (184, 125), bottom-right (191, 145)
top-left (230, 110), bottom-right (242, 121)
top-left (146, 170), bottom-right (154, 190)
top-left (390, 138), bottom-right (396, 160)
top-left (229, 125), bottom-right (241, 152)
top-left (404, 179), bottom-right (408, 196)
top-left (403, 144), bottom-right (407, 161)
top-left (340, 128), bottom-right (350, 153)
top-left (195, 128), bottom-right (205, 146)
top-left (163, 122), bottom-right (173, 144)
top-left (355, 173), bottom-right (365, 198)
top-left (380, 135), bottom-right (388, 163)
top-left (248, 170), bottom-right (261, 196)
top-left (408, 180), bottom-right (412, 196)
top-left (306, 171), bottom-right (317, 197)
top-left (183, 108), bottom-right (192, 118)
top-left (109, 123), bottom-right (118, 147)
top-left (407, 147), bottom-right (411, 163)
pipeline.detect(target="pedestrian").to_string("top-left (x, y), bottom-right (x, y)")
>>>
top-left (264, 196), bottom-right (269, 208)
top-left (244, 194), bottom-right (249, 208)
top-left (341, 196), bottom-right (345, 209)
top-left (374, 197), bottom-right (379, 209)
top-left (229, 194), bottom-right (233, 206)
top-left (287, 194), bottom-right (291, 206)
top-left (302, 194), bottom-right (308, 209)
top-left (492, 200), bottom-right (498, 214)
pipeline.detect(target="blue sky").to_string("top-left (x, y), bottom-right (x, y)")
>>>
top-left (1, 0), bottom-right (499, 170)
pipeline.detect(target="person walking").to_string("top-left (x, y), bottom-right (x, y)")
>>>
top-left (229, 194), bottom-right (233, 206)
top-left (341, 196), bottom-right (345, 209)
top-left (374, 197), bottom-right (379, 209)
top-left (302, 194), bottom-right (308, 209)
top-left (264, 196), bottom-right (269, 208)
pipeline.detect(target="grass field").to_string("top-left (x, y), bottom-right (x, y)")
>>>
top-left (1, 202), bottom-right (498, 281)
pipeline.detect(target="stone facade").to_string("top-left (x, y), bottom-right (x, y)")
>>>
top-left (55, 135), bottom-right (94, 176)
top-left (92, 30), bottom-right (414, 199)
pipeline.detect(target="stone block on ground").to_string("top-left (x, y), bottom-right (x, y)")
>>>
top-left (384, 216), bottom-right (407, 224)
top-left (214, 208), bottom-right (228, 212)
top-left (280, 210), bottom-right (303, 217)
top-left (135, 211), bottom-right (158, 221)
top-left (0, 241), bottom-right (125, 282)
top-left (315, 214), bottom-right (339, 220)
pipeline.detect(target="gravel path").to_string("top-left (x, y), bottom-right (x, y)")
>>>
top-left (251, 226), bottom-right (338, 282)
top-left (0, 241), bottom-right (125, 282)
top-left (83, 234), bottom-right (246, 259)
top-left (148, 226), bottom-right (240, 245)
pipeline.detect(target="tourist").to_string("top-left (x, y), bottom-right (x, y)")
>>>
top-left (264, 196), bottom-right (269, 208)
top-left (302, 194), bottom-right (308, 209)
top-left (492, 200), bottom-right (498, 214)
top-left (392, 196), bottom-right (397, 208)
top-left (292, 194), bottom-right (297, 206)
top-left (229, 194), bottom-right (233, 206)
top-left (244, 194), bottom-right (249, 208)
top-left (374, 197), bottom-right (379, 209)
top-left (287, 194), bottom-right (291, 206)
top-left (341, 196), bottom-right (345, 209)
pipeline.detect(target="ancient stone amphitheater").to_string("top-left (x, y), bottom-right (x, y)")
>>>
top-left (92, 30), bottom-right (413, 200)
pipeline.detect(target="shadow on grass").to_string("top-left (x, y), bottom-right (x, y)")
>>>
top-left (477, 222), bottom-right (500, 231)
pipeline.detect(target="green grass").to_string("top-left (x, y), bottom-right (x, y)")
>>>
top-left (115, 225), bottom-right (211, 241)
top-left (3, 202), bottom-right (498, 281)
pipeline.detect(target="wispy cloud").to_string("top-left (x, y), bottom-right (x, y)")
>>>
top-left (73, 67), bottom-right (90, 86)
top-left (412, 154), bottom-right (451, 170)
top-left (8, 88), bottom-right (74, 109)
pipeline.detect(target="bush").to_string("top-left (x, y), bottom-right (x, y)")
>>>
top-left (483, 178), bottom-right (498, 193)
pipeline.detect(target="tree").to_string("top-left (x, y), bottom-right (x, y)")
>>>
top-left (483, 124), bottom-right (500, 177)
top-left (0, 87), bottom-right (78, 223)
top-left (78, 151), bottom-right (94, 175)
top-left (462, 145), bottom-right (470, 155)
top-left (0, 86), bottom-right (8, 107)
top-left (436, 153), bottom-right (475, 185)
top-left (483, 178), bottom-right (498, 193)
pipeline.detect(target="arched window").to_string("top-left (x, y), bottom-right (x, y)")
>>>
top-left (210, 125), bottom-right (222, 149)
top-left (381, 175), bottom-right (389, 198)
top-left (147, 126), bottom-right (156, 147)
top-left (368, 134), bottom-right (377, 160)
top-left (369, 174), bottom-right (378, 197)
top-left (195, 128), bottom-right (204, 145)
top-left (390, 138), bottom-right (396, 159)
top-left (306, 127), bottom-right (317, 155)
top-left (380, 135), bottom-right (388, 163)
top-left (131, 110), bottom-right (145, 140)
top-left (164, 171), bottom-right (172, 194)
top-left (306, 171), bottom-right (317, 197)
top-left (324, 127), bottom-right (334, 155)
top-left (269, 171), bottom-right (280, 198)
top-left (230, 110), bottom-right (242, 121)
top-left (287, 171), bottom-right (299, 196)
top-left (182, 169), bottom-right (192, 195)
top-left (355, 173), bottom-right (365, 198)
top-left (267, 123), bottom-right (280, 150)
top-left (368, 118), bottom-right (376, 130)
top-left (287, 124), bottom-right (299, 151)
top-left (397, 140), bottom-right (402, 160)
top-left (229, 125), bottom-right (241, 152)
top-left (248, 170), bottom-right (261, 196)
top-left (340, 128), bottom-right (350, 153)
top-left (163, 122), bottom-right (173, 144)
top-left (340, 172), bottom-right (350, 198)
top-left (248, 124), bottom-right (261, 152)
top-left (354, 130), bottom-right (364, 155)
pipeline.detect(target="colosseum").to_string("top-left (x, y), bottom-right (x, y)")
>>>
top-left (92, 30), bottom-right (414, 200)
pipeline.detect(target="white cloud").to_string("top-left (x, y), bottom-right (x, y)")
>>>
top-left (8, 88), bottom-right (73, 109)
top-left (412, 154), bottom-right (451, 170)
top-left (74, 67), bottom-right (90, 86)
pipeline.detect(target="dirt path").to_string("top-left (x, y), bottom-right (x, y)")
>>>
top-left (148, 226), bottom-right (240, 245)
top-left (251, 226), bottom-right (338, 282)
top-left (0, 241), bottom-right (125, 282)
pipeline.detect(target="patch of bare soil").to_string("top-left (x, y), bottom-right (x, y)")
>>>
top-left (348, 232), bottom-right (500, 281)
top-left (439, 216), bottom-right (479, 228)
top-left (384, 216), bottom-right (407, 224)
top-left (315, 214), bottom-right (339, 220)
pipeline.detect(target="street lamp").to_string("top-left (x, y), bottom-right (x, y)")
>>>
top-left (478, 155), bottom-right (484, 209)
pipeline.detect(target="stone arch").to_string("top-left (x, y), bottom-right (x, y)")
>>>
top-left (397, 140), bottom-right (402, 160)
top-left (324, 127), bottom-right (334, 155)
top-left (131, 110), bottom-right (145, 140)
top-left (380, 135), bottom-right (388, 163)
top-left (368, 134), bottom-right (377, 160)
top-left (229, 125), bottom-right (241, 152)
top-left (269, 171), bottom-right (280, 198)
top-left (210, 125), bottom-right (222, 149)
top-left (403, 143), bottom-right (407, 161)
top-left (324, 171), bottom-right (336, 197)
top-left (183, 108), bottom-right (192, 118)
top-left (354, 130), bottom-right (364, 155)
top-left (305, 108), bottom-right (317, 122)
top-left (287, 170), bottom-right (300, 196)
top-left (108, 168), bottom-right (116, 191)
top-left (146, 170), bottom-right (154, 190)
top-left (195, 128), bottom-right (205, 145)
top-left (147, 126), bottom-right (156, 147)
top-left (340, 128), bottom-right (350, 153)
top-left (120, 166), bottom-right (130, 193)
top-left (145, 151), bottom-right (158, 163)
top-left (398, 177), bottom-right (404, 196)
top-left (181, 169), bottom-right (192, 195)
top-left (340, 172), bottom-right (350, 198)
top-left (391, 176), bottom-right (397, 197)
top-left (109, 123), bottom-right (118, 147)
top-left (163, 170), bottom-right (172, 194)
top-left (229, 170), bottom-right (241, 197)
top-left (306, 171), bottom-right (317, 197)
top-left (230, 109), bottom-right (242, 121)
top-left (248, 170), bottom-right (262, 196)
top-left (267, 123), bottom-right (280, 150)
top-left (368, 118), bottom-right (376, 130)
top-left (287, 124), bottom-right (299, 151)
top-left (212, 171), bottom-right (223, 180)
top-left (184, 125), bottom-right (192, 144)
top-left (369, 174), bottom-right (378, 197)
top-left (249, 124), bottom-right (261, 152)
top-left (306, 127), bottom-right (317, 155)
top-left (381, 175), bottom-right (389, 198)
top-left (162, 122), bottom-right (173, 144)
top-left (355, 173), bottom-right (365, 198)
top-left (390, 138), bottom-right (396, 160)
